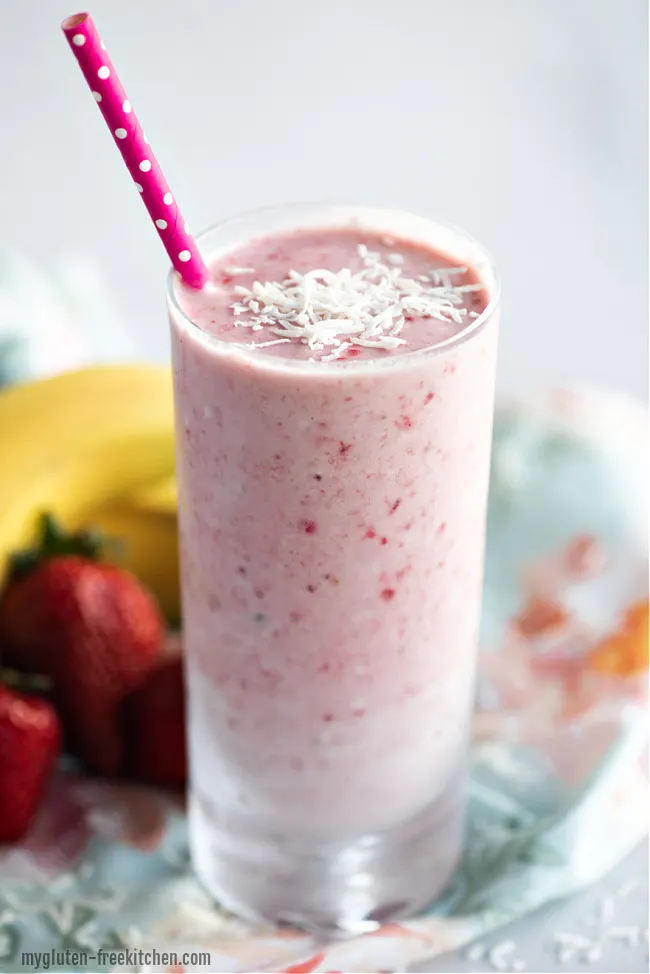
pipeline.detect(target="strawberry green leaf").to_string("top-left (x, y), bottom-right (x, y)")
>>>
top-left (8, 512), bottom-right (104, 579)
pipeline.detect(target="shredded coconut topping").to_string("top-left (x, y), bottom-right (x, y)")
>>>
top-left (229, 244), bottom-right (483, 357)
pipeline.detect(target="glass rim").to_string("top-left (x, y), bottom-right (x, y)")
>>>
top-left (166, 202), bottom-right (501, 373)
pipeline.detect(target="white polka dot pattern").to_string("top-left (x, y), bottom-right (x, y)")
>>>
top-left (62, 12), bottom-right (207, 289)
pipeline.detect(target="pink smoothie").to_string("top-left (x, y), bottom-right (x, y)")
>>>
top-left (170, 206), bottom-right (499, 924)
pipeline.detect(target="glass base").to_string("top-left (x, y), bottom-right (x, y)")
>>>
top-left (188, 780), bottom-right (465, 937)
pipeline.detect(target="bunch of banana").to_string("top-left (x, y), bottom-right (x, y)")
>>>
top-left (0, 366), bottom-right (181, 623)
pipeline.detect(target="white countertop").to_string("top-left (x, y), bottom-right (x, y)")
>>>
top-left (411, 841), bottom-right (649, 974)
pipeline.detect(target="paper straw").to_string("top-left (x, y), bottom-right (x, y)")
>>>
top-left (62, 12), bottom-right (208, 289)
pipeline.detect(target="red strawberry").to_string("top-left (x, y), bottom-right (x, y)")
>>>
top-left (0, 684), bottom-right (61, 842)
top-left (0, 514), bottom-right (102, 675)
top-left (0, 516), bottom-right (164, 776)
top-left (123, 632), bottom-right (186, 789)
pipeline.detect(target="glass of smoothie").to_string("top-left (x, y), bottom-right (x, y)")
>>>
top-left (167, 203), bottom-right (500, 935)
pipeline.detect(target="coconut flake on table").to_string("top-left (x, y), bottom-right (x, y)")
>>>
top-left (459, 883), bottom-right (648, 972)
top-left (229, 243), bottom-right (484, 357)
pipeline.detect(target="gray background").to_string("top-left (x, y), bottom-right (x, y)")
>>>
top-left (0, 1), bottom-right (647, 971)
top-left (0, 0), bottom-right (647, 400)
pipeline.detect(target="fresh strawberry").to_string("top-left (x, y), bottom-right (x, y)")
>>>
top-left (0, 515), bottom-right (164, 777)
top-left (123, 632), bottom-right (186, 790)
top-left (0, 684), bottom-right (61, 842)
top-left (0, 513), bottom-right (102, 674)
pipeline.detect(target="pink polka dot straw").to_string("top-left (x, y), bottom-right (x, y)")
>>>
top-left (61, 12), bottom-right (208, 289)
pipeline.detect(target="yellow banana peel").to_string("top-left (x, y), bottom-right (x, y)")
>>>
top-left (0, 366), bottom-right (180, 621)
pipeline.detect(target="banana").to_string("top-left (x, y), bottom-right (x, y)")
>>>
top-left (0, 366), bottom-right (179, 616)
top-left (0, 365), bottom-right (173, 464)
top-left (126, 474), bottom-right (178, 517)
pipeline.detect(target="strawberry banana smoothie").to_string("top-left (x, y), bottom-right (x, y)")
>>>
top-left (169, 205), bottom-right (499, 933)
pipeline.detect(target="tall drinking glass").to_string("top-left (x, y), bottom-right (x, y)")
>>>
top-left (167, 204), bottom-right (499, 935)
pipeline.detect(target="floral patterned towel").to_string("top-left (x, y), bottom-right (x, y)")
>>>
top-left (0, 386), bottom-right (647, 974)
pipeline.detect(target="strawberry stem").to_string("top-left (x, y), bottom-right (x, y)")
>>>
top-left (9, 512), bottom-right (104, 579)
top-left (0, 666), bottom-right (53, 693)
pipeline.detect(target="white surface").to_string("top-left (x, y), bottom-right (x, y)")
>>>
top-left (1, 0), bottom-right (647, 398)
top-left (411, 841), bottom-right (649, 974)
